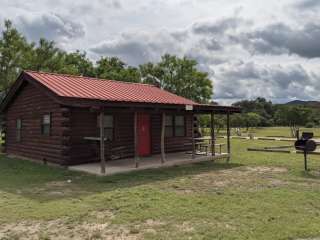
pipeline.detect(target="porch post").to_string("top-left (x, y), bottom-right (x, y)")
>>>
top-left (192, 114), bottom-right (196, 159)
top-left (161, 112), bottom-right (166, 164)
top-left (134, 112), bottom-right (139, 168)
top-left (99, 110), bottom-right (106, 174)
top-left (211, 112), bottom-right (215, 157)
top-left (226, 111), bottom-right (231, 162)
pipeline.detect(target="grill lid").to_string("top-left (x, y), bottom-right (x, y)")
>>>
top-left (295, 139), bottom-right (317, 152)
top-left (301, 132), bottom-right (314, 141)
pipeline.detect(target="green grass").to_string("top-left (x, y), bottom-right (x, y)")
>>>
top-left (1, 137), bottom-right (320, 239)
top-left (217, 126), bottom-right (320, 138)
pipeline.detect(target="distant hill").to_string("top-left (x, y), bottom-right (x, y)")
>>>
top-left (284, 100), bottom-right (320, 107)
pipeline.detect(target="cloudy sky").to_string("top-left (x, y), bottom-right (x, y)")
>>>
top-left (1, 0), bottom-right (320, 104)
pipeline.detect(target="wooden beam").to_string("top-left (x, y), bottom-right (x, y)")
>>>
top-left (226, 111), bottom-right (231, 162)
top-left (247, 148), bottom-right (291, 153)
top-left (161, 112), bottom-right (166, 163)
top-left (192, 114), bottom-right (196, 159)
top-left (99, 111), bottom-right (106, 174)
top-left (49, 95), bottom-right (241, 114)
top-left (211, 112), bottom-right (215, 157)
top-left (134, 112), bottom-right (139, 168)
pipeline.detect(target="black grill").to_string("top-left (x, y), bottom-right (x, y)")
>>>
top-left (294, 132), bottom-right (317, 171)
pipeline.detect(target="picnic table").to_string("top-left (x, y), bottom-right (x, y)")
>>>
top-left (186, 137), bottom-right (226, 155)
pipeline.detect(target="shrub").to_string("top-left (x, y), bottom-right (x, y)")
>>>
top-left (305, 122), bottom-right (314, 128)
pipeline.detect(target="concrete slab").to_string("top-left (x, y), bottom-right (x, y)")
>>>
top-left (69, 152), bottom-right (229, 176)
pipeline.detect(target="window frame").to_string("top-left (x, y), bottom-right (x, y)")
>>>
top-left (16, 118), bottom-right (22, 142)
top-left (41, 113), bottom-right (51, 136)
top-left (165, 115), bottom-right (186, 138)
top-left (174, 115), bottom-right (186, 137)
top-left (97, 114), bottom-right (115, 141)
top-left (165, 115), bottom-right (174, 137)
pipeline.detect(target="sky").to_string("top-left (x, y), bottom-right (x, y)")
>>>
top-left (1, 0), bottom-right (320, 105)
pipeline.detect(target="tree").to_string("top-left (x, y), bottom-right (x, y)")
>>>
top-left (25, 38), bottom-right (65, 72)
top-left (63, 51), bottom-right (95, 77)
top-left (232, 97), bottom-right (275, 126)
top-left (198, 115), bottom-right (225, 134)
top-left (0, 20), bottom-right (31, 94)
top-left (95, 57), bottom-right (140, 82)
top-left (119, 66), bottom-right (141, 83)
top-left (0, 20), bottom-right (213, 103)
top-left (231, 114), bottom-right (245, 128)
top-left (244, 112), bottom-right (262, 130)
top-left (275, 106), bottom-right (312, 137)
top-left (139, 54), bottom-right (213, 103)
top-left (214, 116), bottom-right (226, 133)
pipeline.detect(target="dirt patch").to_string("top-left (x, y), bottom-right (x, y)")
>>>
top-left (166, 166), bottom-right (289, 194)
top-left (245, 166), bottom-right (288, 173)
top-left (0, 222), bottom-right (139, 240)
top-left (296, 238), bottom-right (320, 240)
top-left (176, 221), bottom-right (194, 233)
top-left (308, 170), bottom-right (320, 177)
top-left (0, 210), bottom-right (139, 240)
top-left (89, 210), bottom-right (115, 220)
top-left (144, 219), bottom-right (165, 227)
top-left (0, 212), bottom-right (171, 240)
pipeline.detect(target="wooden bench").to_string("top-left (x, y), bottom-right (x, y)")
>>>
top-left (184, 142), bottom-right (226, 155)
top-left (198, 143), bottom-right (225, 155)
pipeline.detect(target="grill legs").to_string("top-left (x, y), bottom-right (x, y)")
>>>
top-left (304, 151), bottom-right (308, 171)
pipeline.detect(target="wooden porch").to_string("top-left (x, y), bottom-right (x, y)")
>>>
top-left (92, 108), bottom-right (233, 175)
top-left (69, 151), bottom-right (230, 176)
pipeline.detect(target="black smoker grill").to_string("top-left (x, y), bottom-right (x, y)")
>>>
top-left (294, 132), bottom-right (317, 171)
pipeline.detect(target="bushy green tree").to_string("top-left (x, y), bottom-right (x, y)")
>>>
top-left (63, 51), bottom-right (95, 77)
top-left (0, 20), bottom-right (31, 94)
top-left (275, 106), bottom-right (312, 137)
top-left (25, 38), bottom-right (66, 72)
top-left (95, 57), bottom-right (140, 82)
top-left (198, 115), bottom-right (225, 134)
top-left (139, 54), bottom-right (213, 103)
top-left (230, 114), bottom-right (245, 128)
top-left (0, 20), bottom-right (213, 104)
top-left (244, 112), bottom-right (262, 130)
top-left (232, 97), bottom-right (274, 127)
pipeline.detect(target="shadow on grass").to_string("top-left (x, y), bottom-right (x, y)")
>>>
top-left (0, 155), bottom-right (243, 202)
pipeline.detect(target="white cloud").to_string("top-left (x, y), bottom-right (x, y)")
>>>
top-left (16, 12), bottom-right (85, 45)
top-left (1, 0), bottom-right (320, 104)
top-left (90, 29), bottom-right (185, 65)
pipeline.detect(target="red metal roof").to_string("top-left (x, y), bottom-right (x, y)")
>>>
top-left (25, 71), bottom-right (197, 105)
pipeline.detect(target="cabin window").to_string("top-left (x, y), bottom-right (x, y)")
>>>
top-left (165, 115), bottom-right (174, 137)
top-left (175, 115), bottom-right (185, 137)
top-left (98, 114), bottom-right (114, 141)
top-left (165, 115), bottom-right (186, 137)
top-left (16, 119), bottom-right (22, 142)
top-left (41, 114), bottom-right (51, 136)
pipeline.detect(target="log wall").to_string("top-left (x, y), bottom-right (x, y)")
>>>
top-left (68, 110), bottom-right (193, 165)
top-left (5, 82), bottom-right (193, 166)
top-left (5, 82), bottom-right (68, 164)
top-left (151, 114), bottom-right (193, 154)
top-left (68, 109), bottom-right (135, 165)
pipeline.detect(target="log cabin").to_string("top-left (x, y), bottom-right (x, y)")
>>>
top-left (0, 71), bottom-right (240, 174)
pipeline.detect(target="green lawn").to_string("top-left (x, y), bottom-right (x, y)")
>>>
top-left (1, 138), bottom-right (320, 239)
top-left (217, 127), bottom-right (320, 138)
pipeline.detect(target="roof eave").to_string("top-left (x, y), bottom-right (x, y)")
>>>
top-left (56, 95), bottom-right (198, 109)
top-left (193, 104), bottom-right (241, 114)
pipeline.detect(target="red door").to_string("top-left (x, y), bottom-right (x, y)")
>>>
top-left (137, 113), bottom-right (151, 156)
